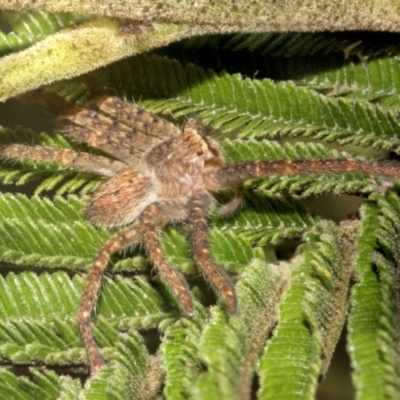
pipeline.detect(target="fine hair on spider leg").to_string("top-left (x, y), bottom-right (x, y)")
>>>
top-left (77, 222), bottom-right (142, 372)
top-left (3, 96), bottom-right (400, 374)
top-left (141, 203), bottom-right (194, 313)
top-left (204, 158), bottom-right (400, 188)
top-left (189, 191), bottom-right (237, 313)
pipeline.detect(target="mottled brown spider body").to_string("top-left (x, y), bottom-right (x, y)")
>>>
top-left (3, 96), bottom-right (400, 374)
top-left (0, 97), bottom-right (240, 373)
top-left (87, 117), bottom-right (222, 228)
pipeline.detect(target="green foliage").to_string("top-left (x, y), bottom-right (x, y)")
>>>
top-left (93, 53), bottom-right (400, 153)
top-left (258, 221), bottom-right (352, 399)
top-left (347, 193), bottom-right (400, 400)
top-left (161, 304), bottom-right (208, 399)
top-left (294, 54), bottom-right (400, 107)
top-left (0, 368), bottom-right (81, 399)
top-left (1, 10), bottom-right (400, 400)
top-left (192, 255), bottom-right (287, 400)
top-left (219, 31), bottom-right (396, 56)
top-left (0, 10), bottom-right (90, 54)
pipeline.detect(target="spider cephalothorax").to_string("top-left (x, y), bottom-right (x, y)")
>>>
top-left (87, 117), bottom-right (223, 227)
top-left (2, 96), bottom-right (400, 373)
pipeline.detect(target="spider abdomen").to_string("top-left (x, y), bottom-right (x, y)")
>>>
top-left (87, 168), bottom-right (155, 228)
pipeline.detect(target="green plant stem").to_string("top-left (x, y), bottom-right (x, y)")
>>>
top-left (2, 1), bottom-right (400, 102)
top-left (0, 18), bottom-right (197, 101)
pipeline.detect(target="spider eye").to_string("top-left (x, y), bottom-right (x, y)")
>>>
top-left (197, 150), bottom-right (203, 155)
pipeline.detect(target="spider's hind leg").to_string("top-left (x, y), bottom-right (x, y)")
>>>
top-left (141, 203), bottom-right (194, 314)
top-left (189, 191), bottom-right (237, 314)
top-left (77, 222), bottom-right (141, 373)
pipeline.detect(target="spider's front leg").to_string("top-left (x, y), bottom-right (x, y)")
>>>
top-left (205, 158), bottom-right (400, 187)
top-left (77, 222), bottom-right (141, 373)
top-left (189, 191), bottom-right (237, 314)
top-left (141, 203), bottom-right (194, 314)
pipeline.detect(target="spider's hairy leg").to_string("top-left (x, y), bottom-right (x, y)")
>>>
top-left (218, 182), bottom-right (245, 216)
top-left (141, 203), bottom-right (194, 314)
top-left (94, 97), bottom-right (181, 139)
top-left (61, 98), bottom-right (180, 164)
top-left (60, 112), bottom-right (143, 162)
top-left (189, 191), bottom-right (237, 314)
top-left (205, 159), bottom-right (400, 188)
top-left (0, 144), bottom-right (126, 177)
top-left (77, 222), bottom-right (141, 373)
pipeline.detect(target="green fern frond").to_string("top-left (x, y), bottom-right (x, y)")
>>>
top-left (93, 55), bottom-right (400, 153)
top-left (293, 54), bottom-right (400, 107)
top-left (163, 194), bottom-right (317, 252)
top-left (157, 33), bottom-right (400, 92)
top-left (0, 201), bottom-right (106, 270)
top-left (144, 70), bottom-right (400, 150)
top-left (347, 193), bottom-right (400, 399)
top-left (81, 330), bottom-right (150, 400)
top-left (0, 368), bottom-right (81, 399)
top-left (192, 254), bottom-right (286, 399)
top-left (193, 307), bottom-right (245, 399)
top-left (0, 189), bottom-right (307, 395)
top-left (0, 193), bottom-right (317, 272)
top-left (161, 304), bottom-right (208, 399)
top-left (214, 192), bottom-right (319, 245)
top-left (215, 51), bottom-right (400, 107)
top-left (161, 234), bottom-right (279, 399)
top-left (0, 271), bottom-right (170, 323)
top-left (221, 32), bottom-right (363, 56)
top-left (0, 271), bottom-right (79, 319)
top-left (161, 225), bottom-right (267, 275)
top-left (257, 221), bottom-right (352, 399)
top-left (45, 79), bottom-right (94, 105)
top-left (370, 252), bottom-right (400, 398)
top-left (0, 271), bottom-right (171, 368)
top-left (0, 10), bottom-right (90, 55)
top-left (43, 52), bottom-right (400, 156)
top-left (223, 139), bottom-right (343, 162)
